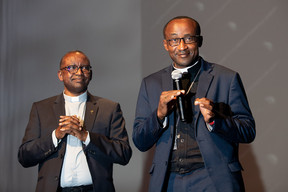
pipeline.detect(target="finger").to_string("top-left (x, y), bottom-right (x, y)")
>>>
top-left (59, 127), bottom-right (72, 134)
top-left (71, 115), bottom-right (80, 122)
top-left (163, 90), bottom-right (185, 102)
top-left (206, 110), bottom-right (215, 117)
top-left (194, 98), bottom-right (213, 109)
top-left (59, 116), bottom-right (69, 122)
top-left (194, 98), bottom-right (202, 105)
top-left (60, 126), bottom-right (80, 135)
top-left (200, 103), bottom-right (213, 111)
top-left (59, 122), bottom-right (79, 131)
top-left (59, 117), bottom-right (80, 127)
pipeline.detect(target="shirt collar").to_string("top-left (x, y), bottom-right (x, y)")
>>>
top-left (172, 60), bottom-right (199, 73)
top-left (63, 91), bottom-right (87, 103)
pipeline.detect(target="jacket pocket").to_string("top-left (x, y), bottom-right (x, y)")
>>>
top-left (38, 176), bottom-right (43, 182)
top-left (149, 163), bottom-right (155, 175)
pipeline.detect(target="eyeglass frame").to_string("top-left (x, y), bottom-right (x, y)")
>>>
top-left (60, 65), bottom-right (92, 74)
top-left (165, 35), bottom-right (202, 47)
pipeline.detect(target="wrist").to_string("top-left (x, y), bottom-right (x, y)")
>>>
top-left (157, 110), bottom-right (165, 121)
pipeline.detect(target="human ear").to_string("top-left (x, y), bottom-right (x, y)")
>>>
top-left (197, 36), bottom-right (203, 47)
top-left (163, 39), bottom-right (169, 51)
top-left (89, 70), bottom-right (92, 81)
top-left (58, 70), bottom-right (64, 82)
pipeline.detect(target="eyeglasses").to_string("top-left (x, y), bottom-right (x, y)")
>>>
top-left (166, 35), bottom-right (201, 47)
top-left (61, 65), bottom-right (92, 74)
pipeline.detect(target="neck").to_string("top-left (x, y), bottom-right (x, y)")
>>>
top-left (63, 89), bottom-right (87, 97)
top-left (173, 57), bottom-right (200, 69)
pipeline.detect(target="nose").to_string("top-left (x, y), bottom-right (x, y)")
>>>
top-left (178, 38), bottom-right (187, 50)
top-left (75, 66), bottom-right (84, 75)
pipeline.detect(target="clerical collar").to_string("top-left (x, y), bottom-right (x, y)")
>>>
top-left (63, 91), bottom-right (87, 103)
top-left (173, 60), bottom-right (199, 73)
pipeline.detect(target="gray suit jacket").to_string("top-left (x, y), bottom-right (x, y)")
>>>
top-left (133, 58), bottom-right (255, 192)
top-left (18, 92), bottom-right (132, 192)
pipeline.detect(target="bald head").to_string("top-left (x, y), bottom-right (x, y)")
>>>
top-left (163, 16), bottom-right (201, 39)
top-left (59, 50), bottom-right (90, 69)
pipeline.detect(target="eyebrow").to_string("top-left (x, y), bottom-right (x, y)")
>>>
top-left (169, 33), bottom-right (178, 37)
top-left (168, 33), bottom-right (195, 38)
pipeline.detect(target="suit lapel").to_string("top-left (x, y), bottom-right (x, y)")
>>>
top-left (161, 66), bottom-right (175, 136)
top-left (195, 61), bottom-right (214, 100)
top-left (161, 66), bottom-right (173, 91)
top-left (53, 94), bottom-right (65, 123)
top-left (194, 59), bottom-right (214, 130)
top-left (84, 92), bottom-right (98, 132)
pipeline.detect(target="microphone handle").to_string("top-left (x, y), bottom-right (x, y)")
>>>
top-left (175, 79), bottom-right (186, 121)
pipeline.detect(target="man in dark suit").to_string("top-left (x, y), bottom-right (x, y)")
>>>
top-left (18, 50), bottom-right (132, 192)
top-left (133, 16), bottom-right (255, 192)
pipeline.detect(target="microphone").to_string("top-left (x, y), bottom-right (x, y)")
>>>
top-left (171, 70), bottom-right (186, 122)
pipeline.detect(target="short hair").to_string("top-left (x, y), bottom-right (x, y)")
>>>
top-left (59, 50), bottom-right (90, 68)
top-left (163, 16), bottom-right (201, 39)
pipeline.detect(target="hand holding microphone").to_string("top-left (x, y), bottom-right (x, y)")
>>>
top-left (156, 70), bottom-right (186, 121)
top-left (171, 70), bottom-right (186, 121)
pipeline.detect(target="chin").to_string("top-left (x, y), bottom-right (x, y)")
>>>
top-left (73, 87), bottom-right (87, 94)
top-left (175, 62), bottom-right (192, 68)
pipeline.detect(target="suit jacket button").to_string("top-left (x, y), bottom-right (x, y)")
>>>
top-left (54, 176), bottom-right (59, 181)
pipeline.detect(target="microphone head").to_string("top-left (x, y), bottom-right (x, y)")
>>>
top-left (171, 70), bottom-right (183, 80)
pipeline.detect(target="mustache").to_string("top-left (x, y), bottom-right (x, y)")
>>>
top-left (175, 50), bottom-right (192, 55)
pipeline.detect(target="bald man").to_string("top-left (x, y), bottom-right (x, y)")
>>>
top-left (133, 16), bottom-right (255, 192)
top-left (19, 50), bottom-right (132, 192)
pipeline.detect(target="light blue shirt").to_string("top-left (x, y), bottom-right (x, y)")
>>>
top-left (52, 91), bottom-right (92, 187)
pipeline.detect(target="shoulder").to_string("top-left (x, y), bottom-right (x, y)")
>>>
top-left (142, 66), bottom-right (171, 83)
top-left (88, 93), bottom-right (119, 108)
top-left (202, 58), bottom-right (238, 77)
top-left (33, 95), bottom-right (60, 106)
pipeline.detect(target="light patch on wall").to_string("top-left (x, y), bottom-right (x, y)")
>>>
top-left (195, 2), bottom-right (205, 12)
top-left (265, 96), bottom-right (276, 104)
top-left (228, 21), bottom-right (237, 31)
top-left (267, 153), bottom-right (278, 165)
top-left (263, 41), bottom-right (273, 51)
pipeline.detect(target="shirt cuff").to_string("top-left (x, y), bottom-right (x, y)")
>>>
top-left (206, 121), bottom-right (215, 132)
top-left (83, 131), bottom-right (90, 146)
top-left (157, 117), bottom-right (168, 128)
top-left (52, 130), bottom-right (61, 147)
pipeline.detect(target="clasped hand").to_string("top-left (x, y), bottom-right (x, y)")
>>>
top-left (55, 115), bottom-right (88, 141)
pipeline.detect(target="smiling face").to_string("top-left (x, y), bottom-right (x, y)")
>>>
top-left (58, 51), bottom-right (92, 96)
top-left (163, 18), bottom-right (201, 68)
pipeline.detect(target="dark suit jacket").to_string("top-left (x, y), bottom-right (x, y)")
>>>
top-left (18, 92), bottom-right (132, 192)
top-left (133, 58), bottom-right (255, 192)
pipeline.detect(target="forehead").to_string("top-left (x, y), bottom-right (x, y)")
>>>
top-left (165, 18), bottom-right (197, 37)
top-left (62, 52), bottom-right (89, 66)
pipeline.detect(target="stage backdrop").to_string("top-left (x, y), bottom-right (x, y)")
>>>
top-left (1, 0), bottom-right (287, 191)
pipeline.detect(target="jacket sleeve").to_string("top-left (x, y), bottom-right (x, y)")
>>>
top-left (211, 72), bottom-right (256, 143)
top-left (18, 103), bottom-right (58, 168)
top-left (84, 103), bottom-right (132, 165)
top-left (133, 79), bottom-right (166, 152)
